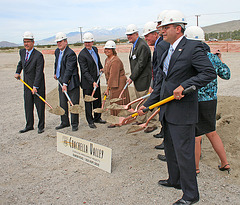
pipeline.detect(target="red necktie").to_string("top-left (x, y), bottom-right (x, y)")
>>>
top-left (25, 52), bottom-right (29, 62)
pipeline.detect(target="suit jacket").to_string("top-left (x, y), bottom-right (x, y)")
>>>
top-left (153, 37), bottom-right (170, 87)
top-left (144, 36), bottom-right (216, 125)
top-left (16, 48), bottom-right (45, 91)
top-left (54, 46), bottom-right (80, 91)
top-left (78, 46), bottom-right (103, 89)
top-left (129, 37), bottom-right (152, 91)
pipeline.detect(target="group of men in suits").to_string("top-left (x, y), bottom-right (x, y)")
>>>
top-left (16, 9), bottom-right (217, 204)
top-left (15, 31), bottom-right (106, 134)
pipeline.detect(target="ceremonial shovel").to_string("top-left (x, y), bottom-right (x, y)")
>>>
top-left (19, 78), bottom-right (65, 115)
top-left (110, 86), bottom-right (196, 127)
top-left (127, 108), bottom-right (160, 134)
top-left (58, 80), bottom-right (81, 114)
top-left (107, 93), bottom-right (151, 111)
top-left (84, 72), bottom-right (103, 102)
top-left (109, 82), bottom-right (129, 103)
top-left (93, 93), bottom-right (108, 113)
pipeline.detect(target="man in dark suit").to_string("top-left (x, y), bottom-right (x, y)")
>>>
top-left (142, 21), bottom-right (163, 134)
top-left (126, 24), bottom-right (152, 123)
top-left (138, 10), bottom-right (216, 205)
top-left (54, 32), bottom-right (80, 131)
top-left (143, 20), bottom-right (170, 160)
top-left (78, 32), bottom-right (106, 129)
top-left (15, 31), bottom-right (45, 134)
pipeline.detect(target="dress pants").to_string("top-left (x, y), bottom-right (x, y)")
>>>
top-left (83, 86), bottom-right (102, 125)
top-left (134, 89), bottom-right (148, 123)
top-left (24, 86), bottom-right (45, 130)
top-left (163, 117), bottom-right (199, 201)
top-left (59, 85), bottom-right (79, 127)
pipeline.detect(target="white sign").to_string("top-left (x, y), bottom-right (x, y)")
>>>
top-left (57, 132), bottom-right (112, 173)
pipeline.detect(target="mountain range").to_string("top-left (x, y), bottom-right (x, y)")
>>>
top-left (1, 20), bottom-right (239, 47)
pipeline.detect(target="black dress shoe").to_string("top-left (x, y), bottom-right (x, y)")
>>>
top-left (173, 198), bottom-right (199, 205)
top-left (155, 141), bottom-right (164, 149)
top-left (158, 154), bottom-right (167, 162)
top-left (153, 132), bottom-right (164, 138)
top-left (158, 179), bottom-right (181, 190)
top-left (38, 128), bottom-right (44, 134)
top-left (72, 126), bottom-right (78, 131)
top-left (19, 127), bottom-right (34, 133)
top-left (94, 119), bottom-right (106, 124)
top-left (55, 124), bottom-right (70, 130)
top-left (89, 123), bottom-right (97, 128)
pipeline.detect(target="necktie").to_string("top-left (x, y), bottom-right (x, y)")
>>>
top-left (25, 52), bottom-right (29, 62)
top-left (56, 51), bottom-right (63, 79)
top-left (163, 45), bottom-right (174, 75)
top-left (91, 50), bottom-right (99, 75)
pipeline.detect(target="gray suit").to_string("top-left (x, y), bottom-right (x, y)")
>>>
top-left (129, 37), bottom-right (152, 92)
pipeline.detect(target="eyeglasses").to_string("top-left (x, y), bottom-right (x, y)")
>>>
top-left (23, 40), bottom-right (33, 44)
top-left (161, 26), bottom-right (172, 31)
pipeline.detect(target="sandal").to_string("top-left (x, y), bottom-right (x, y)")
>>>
top-left (218, 164), bottom-right (231, 174)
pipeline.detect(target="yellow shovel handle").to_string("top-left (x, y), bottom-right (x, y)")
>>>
top-left (19, 78), bottom-right (53, 109)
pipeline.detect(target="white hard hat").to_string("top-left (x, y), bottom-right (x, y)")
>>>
top-left (55, 32), bottom-right (67, 42)
top-left (155, 10), bottom-right (169, 23)
top-left (23, 31), bottom-right (34, 40)
top-left (104, 40), bottom-right (116, 49)
top-left (184, 26), bottom-right (205, 41)
top-left (83, 32), bottom-right (94, 42)
top-left (160, 10), bottom-right (187, 27)
top-left (125, 24), bottom-right (138, 35)
top-left (143, 21), bottom-right (158, 36)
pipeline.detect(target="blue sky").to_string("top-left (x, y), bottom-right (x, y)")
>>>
top-left (1, 0), bottom-right (239, 43)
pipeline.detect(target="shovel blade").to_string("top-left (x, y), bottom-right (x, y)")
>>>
top-left (69, 105), bottom-right (82, 114)
top-left (84, 95), bottom-right (98, 102)
top-left (48, 106), bottom-right (65, 115)
top-left (127, 124), bottom-right (146, 134)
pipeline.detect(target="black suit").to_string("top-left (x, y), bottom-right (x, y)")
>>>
top-left (78, 47), bottom-right (103, 124)
top-left (54, 46), bottom-right (80, 128)
top-left (16, 48), bottom-right (45, 130)
top-left (144, 37), bottom-right (216, 201)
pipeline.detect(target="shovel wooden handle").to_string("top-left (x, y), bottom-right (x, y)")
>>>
top-left (19, 78), bottom-right (53, 109)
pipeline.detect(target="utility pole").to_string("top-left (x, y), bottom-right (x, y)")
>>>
top-left (78, 27), bottom-right (83, 43)
top-left (195, 15), bottom-right (201, 26)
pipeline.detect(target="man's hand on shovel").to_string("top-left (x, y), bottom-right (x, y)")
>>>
top-left (173, 85), bottom-right (184, 100)
top-left (137, 105), bottom-right (147, 116)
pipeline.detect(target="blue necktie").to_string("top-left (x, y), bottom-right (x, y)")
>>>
top-left (56, 51), bottom-right (63, 78)
top-left (91, 50), bottom-right (99, 75)
top-left (163, 45), bottom-right (174, 75)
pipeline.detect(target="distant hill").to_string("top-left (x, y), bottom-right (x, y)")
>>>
top-left (202, 20), bottom-right (240, 33)
top-left (0, 41), bottom-right (18, 48)
top-left (36, 27), bottom-right (129, 45)
top-left (34, 20), bottom-right (240, 45)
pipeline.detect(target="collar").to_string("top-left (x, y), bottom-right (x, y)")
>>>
top-left (26, 48), bottom-right (34, 54)
top-left (171, 35), bottom-right (184, 50)
top-left (133, 37), bottom-right (139, 49)
top-left (154, 36), bottom-right (161, 48)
